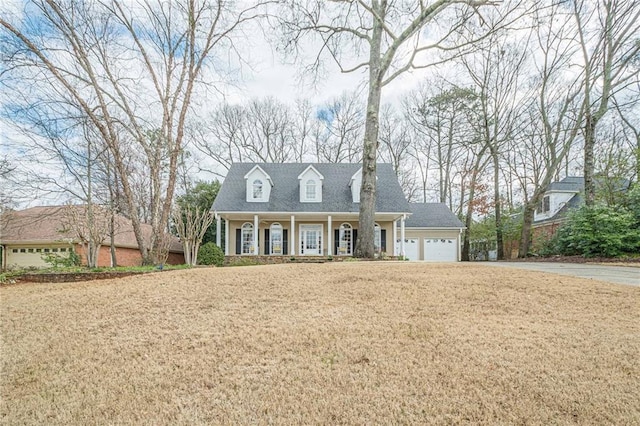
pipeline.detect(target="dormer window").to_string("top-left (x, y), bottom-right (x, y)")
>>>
top-left (350, 168), bottom-right (362, 203)
top-left (245, 165), bottom-right (272, 202)
top-left (537, 195), bottom-right (550, 214)
top-left (253, 179), bottom-right (263, 199)
top-left (298, 165), bottom-right (323, 203)
top-left (306, 179), bottom-right (316, 200)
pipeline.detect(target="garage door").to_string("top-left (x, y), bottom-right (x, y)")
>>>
top-left (396, 238), bottom-right (419, 261)
top-left (423, 238), bottom-right (458, 262)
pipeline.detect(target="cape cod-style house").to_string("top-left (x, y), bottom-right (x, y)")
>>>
top-left (211, 163), bottom-right (465, 261)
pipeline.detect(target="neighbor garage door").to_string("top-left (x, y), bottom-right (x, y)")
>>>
top-left (396, 238), bottom-right (419, 261)
top-left (423, 238), bottom-right (458, 262)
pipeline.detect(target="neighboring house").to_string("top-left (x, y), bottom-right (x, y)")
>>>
top-left (532, 175), bottom-right (630, 245)
top-left (398, 203), bottom-right (465, 262)
top-left (0, 206), bottom-right (184, 270)
top-left (211, 163), bottom-right (464, 261)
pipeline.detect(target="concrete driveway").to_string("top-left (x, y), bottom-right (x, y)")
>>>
top-left (486, 262), bottom-right (639, 287)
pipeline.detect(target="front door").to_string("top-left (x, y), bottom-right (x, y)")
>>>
top-left (300, 224), bottom-right (323, 255)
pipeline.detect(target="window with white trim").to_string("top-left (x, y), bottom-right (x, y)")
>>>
top-left (252, 179), bottom-right (263, 200)
top-left (339, 223), bottom-right (353, 255)
top-left (270, 223), bottom-right (283, 255)
top-left (374, 223), bottom-right (381, 253)
top-left (306, 179), bottom-right (316, 200)
top-left (241, 222), bottom-right (254, 254)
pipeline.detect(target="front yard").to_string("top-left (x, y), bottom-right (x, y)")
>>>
top-left (1, 263), bottom-right (638, 424)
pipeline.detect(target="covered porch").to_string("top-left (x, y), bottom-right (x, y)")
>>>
top-left (213, 212), bottom-right (409, 257)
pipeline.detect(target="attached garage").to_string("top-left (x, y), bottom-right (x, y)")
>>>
top-left (400, 203), bottom-right (465, 262)
top-left (423, 237), bottom-right (458, 262)
top-left (395, 238), bottom-right (419, 261)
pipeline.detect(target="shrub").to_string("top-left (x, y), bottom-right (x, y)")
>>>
top-left (555, 204), bottom-right (640, 257)
top-left (42, 248), bottom-right (81, 268)
top-left (197, 242), bottom-right (224, 266)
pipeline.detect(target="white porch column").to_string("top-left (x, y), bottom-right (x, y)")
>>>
top-left (253, 214), bottom-right (259, 255)
top-left (224, 219), bottom-right (229, 255)
top-left (392, 218), bottom-right (398, 256)
top-left (400, 214), bottom-right (406, 257)
top-left (290, 215), bottom-right (296, 255)
top-left (327, 215), bottom-right (332, 256)
top-left (216, 215), bottom-right (221, 247)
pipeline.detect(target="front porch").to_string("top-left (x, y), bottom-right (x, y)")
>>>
top-left (214, 212), bottom-right (409, 258)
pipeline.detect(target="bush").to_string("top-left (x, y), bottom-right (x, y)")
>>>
top-left (555, 204), bottom-right (640, 258)
top-left (197, 242), bottom-right (224, 266)
top-left (42, 248), bottom-right (81, 268)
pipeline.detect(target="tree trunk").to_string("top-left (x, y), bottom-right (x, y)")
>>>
top-left (461, 182), bottom-right (477, 262)
top-left (492, 149), bottom-right (504, 260)
top-left (108, 205), bottom-right (117, 267)
top-left (584, 113), bottom-right (596, 206)
top-left (354, 6), bottom-right (384, 259)
top-left (518, 203), bottom-right (535, 258)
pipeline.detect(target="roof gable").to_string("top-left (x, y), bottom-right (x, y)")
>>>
top-left (244, 165), bottom-right (273, 185)
top-left (297, 165), bottom-right (324, 181)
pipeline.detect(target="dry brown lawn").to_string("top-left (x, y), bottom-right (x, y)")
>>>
top-left (1, 263), bottom-right (639, 425)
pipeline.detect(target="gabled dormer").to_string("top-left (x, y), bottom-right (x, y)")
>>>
top-left (244, 165), bottom-right (273, 202)
top-left (349, 168), bottom-right (362, 203)
top-left (533, 176), bottom-right (583, 222)
top-left (298, 165), bottom-right (323, 203)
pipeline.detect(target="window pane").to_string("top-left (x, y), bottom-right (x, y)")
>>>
top-left (242, 223), bottom-right (254, 254)
top-left (339, 224), bottom-right (352, 255)
top-left (271, 223), bottom-right (283, 255)
top-left (253, 179), bottom-right (263, 199)
top-left (306, 179), bottom-right (315, 200)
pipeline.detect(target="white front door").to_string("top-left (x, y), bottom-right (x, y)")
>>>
top-left (300, 224), bottom-right (323, 255)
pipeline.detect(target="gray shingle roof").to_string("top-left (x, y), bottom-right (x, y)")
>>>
top-left (212, 163), bottom-right (410, 213)
top-left (404, 203), bottom-right (464, 228)
top-left (546, 176), bottom-right (630, 193)
top-left (546, 176), bottom-right (584, 192)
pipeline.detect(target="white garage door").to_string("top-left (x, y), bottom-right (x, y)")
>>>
top-left (396, 238), bottom-right (419, 261)
top-left (423, 238), bottom-right (458, 262)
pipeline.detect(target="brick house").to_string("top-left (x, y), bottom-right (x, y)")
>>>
top-left (531, 176), bottom-right (631, 248)
top-left (0, 206), bottom-right (184, 269)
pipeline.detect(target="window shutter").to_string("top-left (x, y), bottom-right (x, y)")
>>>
top-left (334, 229), bottom-right (339, 255)
top-left (353, 229), bottom-right (358, 253)
top-left (381, 229), bottom-right (387, 253)
top-left (235, 229), bottom-right (241, 255)
top-left (283, 229), bottom-right (288, 255)
top-left (264, 229), bottom-right (270, 255)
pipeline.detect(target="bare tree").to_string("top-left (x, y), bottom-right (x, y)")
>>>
top-left (406, 83), bottom-right (478, 208)
top-left (279, 0), bottom-right (523, 257)
top-left (1, 0), bottom-right (271, 264)
top-left (60, 204), bottom-right (113, 268)
top-left (612, 78), bottom-right (640, 184)
top-left (193, 97), bottom-right (300, 172)
top-left (378, 104), bottom-right (419, 201)
top-left (572, 0), bottom-right (640, 205)
top-left (172, 204), bottom-right (215, 266)
top-left (514, 4), bottom-right (585, 257)
top-left (459, 29), bottom-right (531, 260)
top-left (315, 92), bottom-right (365, 163)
